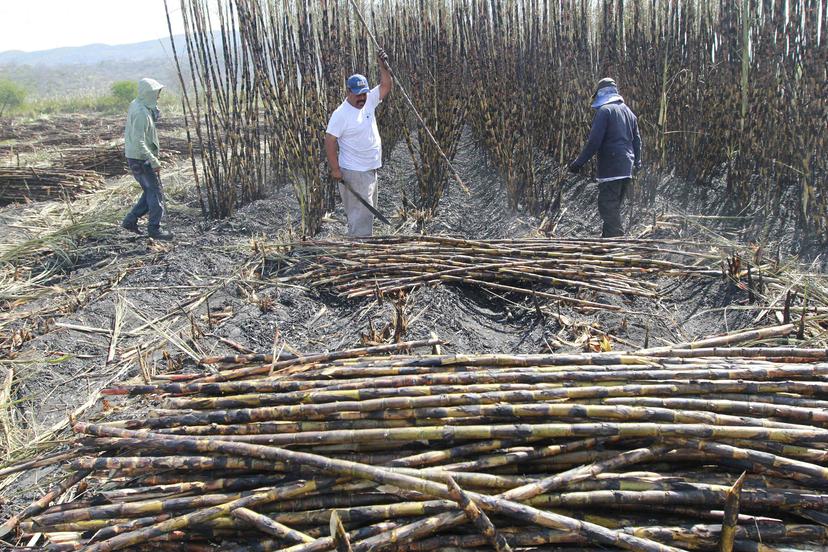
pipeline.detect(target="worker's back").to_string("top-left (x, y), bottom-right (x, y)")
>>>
top-left (594, 101), bottom-right (639, 180)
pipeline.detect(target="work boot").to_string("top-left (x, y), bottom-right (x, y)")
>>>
top-left (148, 229), bottom-right (174, 241)
top-left (121, 220), bottom-right (142, 235)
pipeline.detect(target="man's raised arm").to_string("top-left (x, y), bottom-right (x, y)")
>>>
top-left (378, 49), bottom-right (393, 101)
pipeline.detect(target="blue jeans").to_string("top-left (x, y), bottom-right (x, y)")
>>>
top-left (124, 158), bottom-right (164, 232)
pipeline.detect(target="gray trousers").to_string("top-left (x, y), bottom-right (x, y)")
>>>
top-left (339, 168), bottom-right (378, 237)
top-left (597, 178), bottom-right (630, 238)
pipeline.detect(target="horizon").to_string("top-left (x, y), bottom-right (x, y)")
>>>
top-left (0, 34), bottom-right (178, 56)
top-left (0, 0), bottom-right (187, 54)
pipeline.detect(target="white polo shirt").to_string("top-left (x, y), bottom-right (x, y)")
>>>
top-left (325, 86), bottom-right (383, 171)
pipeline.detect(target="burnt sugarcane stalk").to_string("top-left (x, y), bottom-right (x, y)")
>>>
top-left (601, 397), bottom-right (828, 426)
top-left (88, 514), bottom-right (174, 544)
top-left (346, 446), bottom-right (700, 551)
top-left (151, 400), bottom-right (812, 434)
top-left (440, 436), bottom-right (625, 472)
top-left (720, 471), bottom-right (748, 552)
top-left (160, 363), bottom-right (828, 411)
top-left (69, 455), bottom-right (284, 473)
top-left (87, 474), bottom-right (287, 503)
top-left (73, 423), bottom-right (687, 552)
top-left (0, 469), bottom-right (91, 538)
top-left (29, 488), bottom-right (274, 528)
top-left (78, 477), bottom-right (338, 552)
top-left (112, 381), bottom-right (828, 430)
top-left (276, 521), bottom-right (402, 552)
top-left (16, 347), bottom-right (828, 550)
top-left (666, 439), bottom-right (828, 486)
top-left (103, 351), bottom-right (828, 398)
top-left (232, 507), bottom-right (314, 544)
top-left (389, 528), bottom-right (586, 551)
top-left (329, 510), bottom-right (353, 552)
top-left (637, 324), bottom-right (796, 355)
top-left (445, 475), bottom-right (512, 552)
top-left (99, 421), bottom-right (828, 449)
top-left (195, 339), bottom-right (442, 382)
top-left (0, 447), bottom-right (92, 478)
top-left (273, 237), bottom-right (728, 308)
top-left (388, 438), bottom-right (522, 468)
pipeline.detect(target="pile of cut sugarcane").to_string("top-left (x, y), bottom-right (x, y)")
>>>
top-left (58, 145), bottom-right (129, 177)
top-left (7, 337), bottom-right (828, 551)
top-left (273, 237), bottom-right (724, 311)
top-left (58, 144), bottom-right (178, 177)
top-left (0, 167), bottom-right (103, 205)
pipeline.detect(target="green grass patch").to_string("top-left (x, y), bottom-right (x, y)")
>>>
top-left (10, 91), bottom-right (180, 118)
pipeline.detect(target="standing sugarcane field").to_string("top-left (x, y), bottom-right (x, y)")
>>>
top-left (0, 0), bottom-right (827, 550)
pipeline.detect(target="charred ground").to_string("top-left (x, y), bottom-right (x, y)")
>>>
top-left (0, 117), bottom-right (825, 521)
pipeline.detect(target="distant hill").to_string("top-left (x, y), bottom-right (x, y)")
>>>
top-left (0, 34), bottom-right (225, 98)
top-left (0, 35), bottom-right (189, 67)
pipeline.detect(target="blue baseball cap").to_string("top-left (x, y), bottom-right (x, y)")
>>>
top-left (347, 74), bottom-right (370, 94)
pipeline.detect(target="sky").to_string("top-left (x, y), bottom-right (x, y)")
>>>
top-left (0, 0), bottom-right (188, 53)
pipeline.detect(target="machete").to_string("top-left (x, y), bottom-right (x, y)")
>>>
top-left (338, 178), bottom-right (392, 226)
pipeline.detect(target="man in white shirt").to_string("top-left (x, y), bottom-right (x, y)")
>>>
top-left (325, 50), bottom-right (393, 237)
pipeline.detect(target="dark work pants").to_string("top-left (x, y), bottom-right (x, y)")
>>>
top-left (597, 178), bottom-right (630, 238)
top-left (124, 158), bottom-right (164, 232)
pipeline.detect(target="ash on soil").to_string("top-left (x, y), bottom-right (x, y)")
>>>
top-left (0, 128), bottom-right (815, 516)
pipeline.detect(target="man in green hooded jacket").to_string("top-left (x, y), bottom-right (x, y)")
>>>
top-left (122, 78), bottom-right (172, 240)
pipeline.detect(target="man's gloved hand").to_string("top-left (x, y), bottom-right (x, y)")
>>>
top-left (377, 48), bottom-right (389, 65)
top-left (567, 162), bottom-right (582, 175)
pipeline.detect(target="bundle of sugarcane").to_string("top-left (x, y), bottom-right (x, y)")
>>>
top-left (7, 342), bottom-right (828, 551)
top-left (59, 144), bottom-right (178, 176)
top-left (0, 167), bottom-right (103, 205)
top-left (272, 236), bottom-right (726, 312)
top-left (58, 145), bottom-right (128, 177)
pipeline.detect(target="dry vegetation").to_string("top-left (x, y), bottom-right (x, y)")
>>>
top-left (0, 114), bottom-right (189, 205)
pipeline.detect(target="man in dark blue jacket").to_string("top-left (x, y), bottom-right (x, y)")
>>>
top-left (569, 78), bottom-right (642, 238)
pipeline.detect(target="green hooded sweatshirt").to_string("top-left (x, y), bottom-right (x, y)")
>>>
top-left (125, 78), bottom-right (164, 168)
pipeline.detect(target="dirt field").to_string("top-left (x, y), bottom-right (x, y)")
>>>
top-left (0, 120), bottom-right (826, 537)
